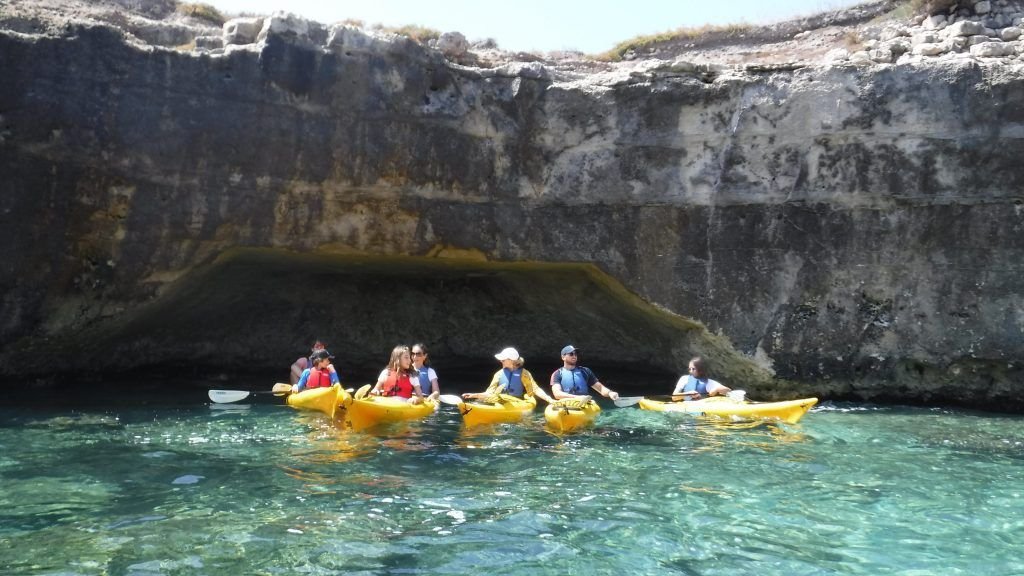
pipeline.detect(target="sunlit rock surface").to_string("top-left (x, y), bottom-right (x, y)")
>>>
top-left (1, 7), bottom-right (1022, 409)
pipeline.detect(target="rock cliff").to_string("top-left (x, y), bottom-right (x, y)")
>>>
top-left (1, 2), bottom-right (1022, 409)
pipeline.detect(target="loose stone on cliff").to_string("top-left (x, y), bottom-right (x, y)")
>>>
top-left (223, 17), bottom-right (263, 46)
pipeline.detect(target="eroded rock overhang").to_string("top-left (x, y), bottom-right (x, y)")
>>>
top-left (1, 22), bottom-right (1022, 409)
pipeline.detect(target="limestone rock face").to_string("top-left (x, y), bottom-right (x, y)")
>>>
top-left (1, 18), bottom-right (1023, 409)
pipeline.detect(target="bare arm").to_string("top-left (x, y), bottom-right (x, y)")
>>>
top-left (370, 370), bottom-right (387, 395)
top-left (289, 358), bottom-right (307, 385)
top-left (706, 381), bottom-right (731, 397)
top-left (462, 372), bottom-right (502, 399)
top-left (523, 370), bottom-right (554, 404)
top-left (591, 381), bottom-right (619, 401)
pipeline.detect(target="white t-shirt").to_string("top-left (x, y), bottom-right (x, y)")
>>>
top-left (672, 375), bottom-right (726, 396)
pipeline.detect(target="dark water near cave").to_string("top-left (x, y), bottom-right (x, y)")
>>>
top-left (2, 383), bottom-right (1024, 575)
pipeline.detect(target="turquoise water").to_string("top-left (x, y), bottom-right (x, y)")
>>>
top-left (2, 395), bottom-right (1024, 575)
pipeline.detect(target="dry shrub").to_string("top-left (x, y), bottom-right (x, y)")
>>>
top-left (175, 2), bottom-right (226, 26)
top-left (372, 23), bottom-right (441, 44)
top-left (598, 22), bottom-right (751, 61)
top-left (844, 30), bottom-right (863, 50)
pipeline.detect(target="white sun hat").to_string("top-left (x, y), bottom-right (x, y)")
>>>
top-left (494, 347), bottom-right (520, 361)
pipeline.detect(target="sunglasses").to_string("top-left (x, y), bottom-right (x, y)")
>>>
top-left (565, 351), bottom-right (577, 356)
top-left (411, 352), bottom-right (424, 356)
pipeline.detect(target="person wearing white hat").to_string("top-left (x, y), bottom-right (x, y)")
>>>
top-left (550, 345), bottom-right (619, 401)
top-left (461, 347), bottom-right (555, 404)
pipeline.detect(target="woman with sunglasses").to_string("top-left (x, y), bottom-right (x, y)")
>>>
top-left (671, 356), bottom-right (730, 401)
top-left (410, 343), bottom-right (440, 401)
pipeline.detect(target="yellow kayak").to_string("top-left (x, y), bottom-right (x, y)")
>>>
top-left (285, 384), bottom-right (352, 419)
top-left (344, 390), bottom-right (437, 432)
top-left (638, 396), bottom-right (818, 424)
top-left (458, 394), bottom-right (537, 427)
top-left (544, 398), bottom-right (600, 433)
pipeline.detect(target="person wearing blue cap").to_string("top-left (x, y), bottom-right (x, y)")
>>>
top-left (550, 345), bottom-right (619, 401)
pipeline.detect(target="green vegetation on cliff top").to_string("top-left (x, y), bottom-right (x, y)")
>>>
top-left (597, 0), bottom-right (960, 61)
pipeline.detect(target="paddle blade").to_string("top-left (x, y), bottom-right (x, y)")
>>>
top-left (354, 384), bottom-right (372, 400)
top-left (613, 396), bottom-right (644, 408)
top-left (272, 382), bottom-right (293, 395)
top-left (438, 394), bottom-right (464, 406)
top-left (209, 390), bottom-right (251, 403)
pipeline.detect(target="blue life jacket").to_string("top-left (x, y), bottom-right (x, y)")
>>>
top-left (682, 375), bottom-right (710, 397)
top-left (417, 366), bottom-right (432, 395)
top-left (498, 368), bottom-right (525, 397)
top-left (554, 367), bottom-right (590, 395)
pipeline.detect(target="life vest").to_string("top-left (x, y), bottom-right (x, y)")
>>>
top-left (498, 368), bottom-right (525, 398)
top-left (681, 375), bottom-right (710, 398)
top-left (554, 367), bottom-right (590, 395)
top-left (382, 370), bottom-right (416, 398)
top-left (417, 366), bottom-right (432, 396)
top-left (305, 367), bottom-right (333, 390)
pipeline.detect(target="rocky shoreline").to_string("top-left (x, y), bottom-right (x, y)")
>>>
top-left (1, 1), bottom-right (1023, 410)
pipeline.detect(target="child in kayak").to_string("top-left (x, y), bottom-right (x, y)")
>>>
top-left (292, 349), bottom-right (340, 393)
top-left (462, 347), bottom-right (555, 404)
top-left (672, 356), bottom-right (731, 401)
top-left (289, 340), bottom-right (336, 385)
top-left (370, 345), bottom-right (425, 404)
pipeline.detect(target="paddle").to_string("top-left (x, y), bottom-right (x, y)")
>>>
top-left (614, 394), bottom-right (681, 408)
top-left (438, 394), bottom-right (464, 406)
top-left (613, 390), bottom-right (746, 408)
top-left (208, 383), bottom-right (293, 404)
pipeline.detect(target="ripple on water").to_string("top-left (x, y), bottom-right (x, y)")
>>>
top-left (3, 401), bottom-right (1024, 574)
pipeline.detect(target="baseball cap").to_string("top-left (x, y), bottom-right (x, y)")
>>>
top-left (310, 349), bottom-right (335, 361)
top-left (560, 345), bottom-right (578, 356)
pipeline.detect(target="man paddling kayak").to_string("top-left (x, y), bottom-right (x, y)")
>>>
top-left (550, 345), bottom-right (619, 402)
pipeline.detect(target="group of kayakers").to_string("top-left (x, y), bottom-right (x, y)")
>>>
top-left (289, 340), bottom-right (732, 405)
top-left (461, 344), bottom-right (621, 405)
top-left (290, 340), bottom-right (737, 403)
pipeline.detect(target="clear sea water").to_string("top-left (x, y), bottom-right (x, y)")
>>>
top-left (2, 389), bottom-right (1024, 575)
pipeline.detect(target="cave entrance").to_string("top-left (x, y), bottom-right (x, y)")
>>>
top-left (101, 248), bottom-right (714, 392)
